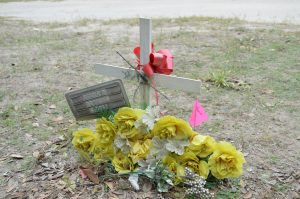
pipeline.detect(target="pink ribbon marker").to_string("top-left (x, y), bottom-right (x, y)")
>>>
top-left (189, 100), bottom-right (208, 128)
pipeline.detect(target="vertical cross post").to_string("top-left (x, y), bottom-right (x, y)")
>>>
top-left (139, 18), bottom-right (152, 109)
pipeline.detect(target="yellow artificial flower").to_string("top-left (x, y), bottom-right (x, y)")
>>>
top-left (72, 128), bottom-right (97, 153)
top-left (96, 118), bottom-right (116, 145)
top-left (180, 151), bottom-right (209, 179)
top-left (128, 139), bottom-right (152, 164)
top-left (187, 135), bottom-right (216, 158)
top-left (112, 151), bottom-right (136, 173)
top-left (208, 141), bottom-right (245, 179)
top-left (198, 160), bottom-right (210, 179)
top-left (93, 140), bottom-right (115, 161)
top-left (114, 107), bottom-right (144, 139)
top-left (180, 151), bottom-right (198, 173)
top-left (152, 116), bottom-right (196, 140)
top-left (163, 155), bottom-right (185, 184)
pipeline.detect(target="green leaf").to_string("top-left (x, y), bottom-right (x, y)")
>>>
top-left (157, 180), bottom-right (171, 192)
top-left (113, 136), bottom-right (130, 153)
top-left (94, 107), bottom-right (115, 121)
top-left (165, 139), bottom-right (189, 155)
top-left (149, 137), bottom-right (168, 158)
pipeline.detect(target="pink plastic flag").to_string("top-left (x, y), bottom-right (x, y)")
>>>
top-left (189, 100), bottom-right (208, 128)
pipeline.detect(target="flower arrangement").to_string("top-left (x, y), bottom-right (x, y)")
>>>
top-left (72, 106), bottom-right (245, 193)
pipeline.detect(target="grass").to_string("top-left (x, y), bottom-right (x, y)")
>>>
top-left (0, 16), bottom-right (299, 198)
top-left (208, 70), bottom-right (231, 88)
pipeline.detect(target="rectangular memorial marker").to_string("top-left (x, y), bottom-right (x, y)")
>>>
top-left (65, 79), bottom-right (130, 121)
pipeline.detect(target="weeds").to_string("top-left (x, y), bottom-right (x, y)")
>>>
top-left (208, 70), bottom-right (232, 88)
top-left (0, 16), bottom-right (299, 198)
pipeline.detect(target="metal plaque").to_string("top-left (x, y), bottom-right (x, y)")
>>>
top-left (65, 79), bottom-right (130, 121)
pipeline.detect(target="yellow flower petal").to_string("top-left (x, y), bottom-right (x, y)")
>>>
top-left (187, 135), bottom-right (216, 158)
top-left (179, 151), bottom-right (209, 179)
top-left (128, 139), bottom-right (152, 164)
top-left (93, 139), bottom-right (115, 161)
top-left (198, 160), bottom-right (209, 179)
top-left (163, 155), bottom-right (185, 184)
top-left (114, 107), bottom-right (144, 139)
top-left (208, 141), bottom-right (245, 179)
top-left (152, 116), bottom-right (195, 139)
top-left (96, 118), bottom-right (116, 145)
top-left (72, 128), bottom-right (97, 153)
top-left (112, 151), bottom-right (136, 173)
top-left (180, 152), bottom-right (199, 171)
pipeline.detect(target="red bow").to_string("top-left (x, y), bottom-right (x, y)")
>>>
top-left (133, 44), bottom-right (173, 77)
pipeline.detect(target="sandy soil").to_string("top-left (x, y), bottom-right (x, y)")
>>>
top-left (0, 0), bottom-right (300, 23)
top-left (0, 16), bottom-right (299, 198)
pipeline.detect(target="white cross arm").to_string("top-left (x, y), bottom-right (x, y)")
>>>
top-left (95, 64), bottom-right (201, 93)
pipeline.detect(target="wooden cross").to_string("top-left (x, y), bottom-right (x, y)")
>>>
top-left (95, 18), bottom-right (201, 108)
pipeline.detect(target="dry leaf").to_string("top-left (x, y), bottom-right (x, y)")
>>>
top-left (261, 89), bottom-right (274, 94)
top-left (79, 169), bottom-right (88, 179)
top-left (142, 181), bottom-right (152, 192)
top-left (0, 157), bottom-right (7, 162)
top-left (36, 192), bottom-right (51, 199)
top-left (108, 192), bottom-right (121, 199)
top-left (79, 166), bottom-right (99, 184)
top-left (104, 181), bottom-right (115, 190)
top-left (10, 154), bottom-right (24, 159)
top-left (243, 191), bottom-right (253, 199)
top-left (32, 151), bottom-right (40, 158)
top-left (6, 179), bottom-right (18, 192)
top-left (53, 116), bottom-right (64, 123)
top-left (32, 122), bottom-right (39, 127)
top-left (25, 133), bottom-right (32, 138)
top-left (48, 173), bottom-right (64, 180)
top-left (49, 104), bottom-right (56, 109)
top-left (265, 102), bottom-right (275, 107)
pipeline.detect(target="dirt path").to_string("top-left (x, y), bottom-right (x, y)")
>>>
top-left (0, 0), bottom-right (300, 23)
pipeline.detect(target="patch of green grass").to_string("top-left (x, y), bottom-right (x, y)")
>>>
top-left (46, 36), bottom-right (79, 51)
top-left (216, 190), bottom-right (241, 199)
top-left (0, 104), bottom-right (15, 126)
top-left (102, 18), bottom-right (138, 26)
top-left (6, 134), bottom-right (22, 146)
top-left (260, 170), bottom-right (272, 182)
top-left (0, 176), bottom-right (5, 186)
top-left (75, 18), bottom-right (97, 26)
top-left (273, 182), bottom-right (290, 193)
top-left (208, 70), bottom-right (232, 88)
top-left (46, 21), bottom-right (70, 29)
top-left (0, 90), bottom-right (5, 102)
top-left (0, 28), bottom-right (65, 47)
top-left (37, 130), bottom-right (51, 140)
top-left (215, 179), bottom-right (242, 199)
top-left (113, 35), bottom-right (131, 47)
top-left (269, 155), bottom-right (280, 164)
top-left (17, 156), bottom-right (35, 173)
top-left (172, 16), bottom-right (243, 27)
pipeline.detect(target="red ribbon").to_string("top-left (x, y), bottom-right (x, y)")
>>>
top-left (133, 44), bottom-right (173, 77)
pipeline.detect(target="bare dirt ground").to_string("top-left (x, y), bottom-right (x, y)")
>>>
top-left (0, 16), bottom-right (300, 198)
top-left (0, 0), bottom-right (300, 24)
